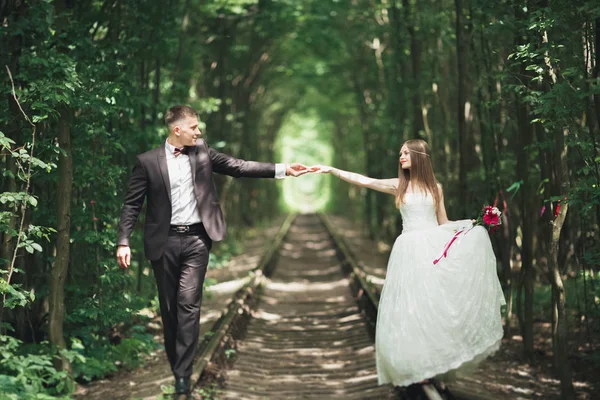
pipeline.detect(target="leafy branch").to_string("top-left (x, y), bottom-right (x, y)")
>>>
top-left (0, 65), bottom-right (39, 331)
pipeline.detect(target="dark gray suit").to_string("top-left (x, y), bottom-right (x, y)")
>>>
top-left (117, 139), bottom-right (276, 377)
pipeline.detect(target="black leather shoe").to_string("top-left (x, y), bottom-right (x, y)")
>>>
top-left (174, 377), bottom-right (191, 395)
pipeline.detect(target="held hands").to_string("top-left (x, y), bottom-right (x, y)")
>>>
top-left (285, 164), bottom-right (334, 177)
top-left (310, 165), bottom-right (334, 174)
top-left (286, 163), bottom-right (320, 177)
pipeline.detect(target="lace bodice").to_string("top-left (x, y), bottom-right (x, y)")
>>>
top-left (399, 192), bottom-right (439, 232)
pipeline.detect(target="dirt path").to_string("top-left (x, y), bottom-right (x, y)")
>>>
top-left (217, 214), bottom-right (395, 399)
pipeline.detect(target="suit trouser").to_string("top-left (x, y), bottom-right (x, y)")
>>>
top-left (151, 228), bottom-right (211, 378)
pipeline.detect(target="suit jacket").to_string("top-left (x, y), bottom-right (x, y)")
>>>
top-left (117, 139), bottom-right (276, 261)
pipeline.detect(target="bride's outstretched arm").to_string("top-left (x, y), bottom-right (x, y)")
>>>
top-left (314, 165), bottom-right (397, 195)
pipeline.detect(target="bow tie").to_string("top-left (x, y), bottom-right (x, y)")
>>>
top-left (173, 147), bottom-right (188, 157)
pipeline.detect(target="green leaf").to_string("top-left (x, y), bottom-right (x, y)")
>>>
top-left (32, 115), bottom-right (48, 123)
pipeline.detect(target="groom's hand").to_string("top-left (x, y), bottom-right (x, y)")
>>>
top-left (116, 245), bottom-right (131, 269)
top-left (286, 163), bottom-right (315, 177)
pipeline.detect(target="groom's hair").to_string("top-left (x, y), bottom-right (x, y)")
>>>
top-left (165, 105), bottom-right (198, 129)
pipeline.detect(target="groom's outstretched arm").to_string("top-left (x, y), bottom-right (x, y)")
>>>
top-left (208, 145), bottom-right (309, 178)
top-left (116, 158), bottom-right (148, 267)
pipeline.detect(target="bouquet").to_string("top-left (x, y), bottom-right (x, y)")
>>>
top-left (475, 205), bottom-right (502, 233)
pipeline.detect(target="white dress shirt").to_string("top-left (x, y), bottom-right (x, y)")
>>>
top-left (165, 140), bottom-right (286, 225)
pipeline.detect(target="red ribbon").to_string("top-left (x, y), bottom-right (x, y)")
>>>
top-left (433, 229), bottom-right (465, 265)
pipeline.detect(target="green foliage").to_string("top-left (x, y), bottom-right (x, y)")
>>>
top-left (225, 348), bottom-right (236, 359)
top-left (72, 335), bottom-right (157, 383)
top-left (210, 238), bottom-right (243, 269)
top-left (0, 335), bottom-right (74, 398)
top-left (513, 270), bottom-right (600, 331)
top-left (0, 127), bottom-right (53, 317)
top-left (193, 386), bottom-right (223, 400)
top-left (0, 280), bottom-right (34, 309)
top-left (63, 266), bottom-right (158, 381)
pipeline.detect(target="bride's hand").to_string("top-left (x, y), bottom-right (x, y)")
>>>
top-left (310, 165), bottom-right (333, 174)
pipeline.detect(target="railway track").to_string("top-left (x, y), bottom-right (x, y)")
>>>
top-left (188, 214), bottom-right (455, 400)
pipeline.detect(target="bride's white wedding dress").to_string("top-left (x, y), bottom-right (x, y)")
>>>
top-left (376, 192), bottom-right (505, 386)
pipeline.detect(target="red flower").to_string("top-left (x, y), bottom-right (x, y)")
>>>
top-left (482, 206), bottom-right (499, 226)
top-left (90, 200), bottom-right (96, 205)
top-left (476, 204), bottom-right (502, 233)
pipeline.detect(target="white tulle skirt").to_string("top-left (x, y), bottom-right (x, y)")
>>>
top-left (376, 222), bottom-right (506, 387)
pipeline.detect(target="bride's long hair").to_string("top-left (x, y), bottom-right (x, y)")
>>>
top-left (395, 139), bottom-right (440, 210)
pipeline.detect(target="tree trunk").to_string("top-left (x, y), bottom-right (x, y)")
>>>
top-left (1, 0), bottom-right (24, 310)
top-left (539, 20), bottom-right (575, 396)
top-left (49, 108), bottom-right (73, 373)
top-left (403, 0), bottom-right (425, 139)
top-left (47, 0), bottom-right (73, 373)
top-left (140, 59), bottom-right (147, 135)
top-left (516, 89), bottom-right (535, 361)
top-left (152, 58), bottom-right (160, 124)
top-left (1, 157), bottom-right (17, 272)
top-left (435, 37), bottom-right (452, 178)
top-left (538, 124), bottom-right (575, 399)
top-left (350, 65), bottom-right (376, 234)
top-left (455, 0), bottom-right (468, 211)
top-left (388, 0), bottom-right (408, 138)
top-left (590, 18), bottom-right (600, 226)
top-left (593, 18), bottom-right (600, 130)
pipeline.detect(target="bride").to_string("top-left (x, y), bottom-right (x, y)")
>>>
top-left (313, 139), bottom-right (505, 386)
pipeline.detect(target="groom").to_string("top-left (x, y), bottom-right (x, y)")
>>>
top-left (116, 105), bottom-right (308, 395)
